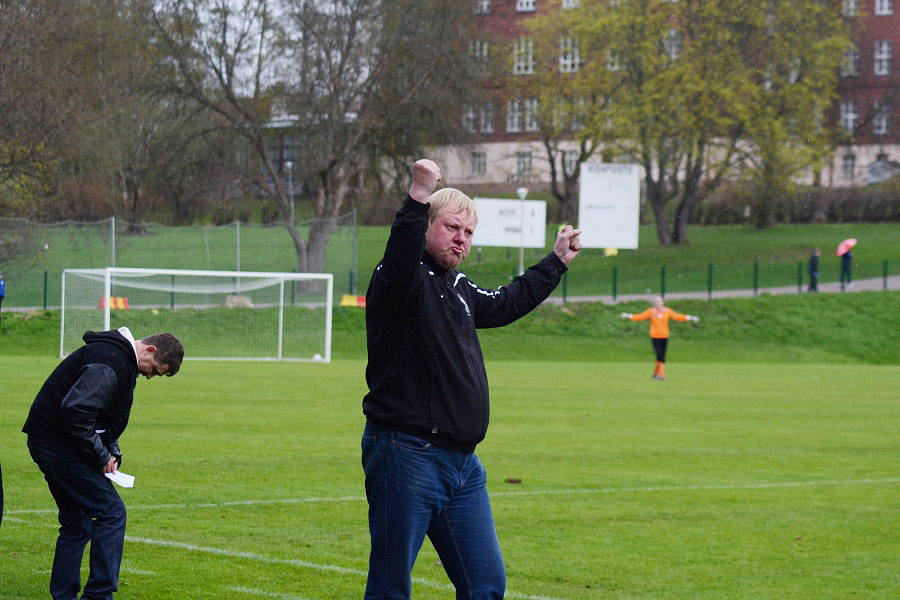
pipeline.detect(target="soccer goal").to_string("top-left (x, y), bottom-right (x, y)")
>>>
top-left (61, 268), bottom-right (333, 362)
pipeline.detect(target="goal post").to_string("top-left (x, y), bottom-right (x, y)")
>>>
top-left (61, 268), bottom-right (333, 362)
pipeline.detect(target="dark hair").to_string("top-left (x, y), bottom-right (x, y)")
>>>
top-left (140, 333), bottom-right (185, 376)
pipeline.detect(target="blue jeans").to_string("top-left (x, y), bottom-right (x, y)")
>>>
top-left (28, 438), bottom-right (126, 600)
top-left (361, 423), bottom-right (505, 599)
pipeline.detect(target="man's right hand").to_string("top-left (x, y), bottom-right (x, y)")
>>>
top-left (103, 456), bottom-right (118, 473)
top-left (409, 159), bottom-right (441, 203)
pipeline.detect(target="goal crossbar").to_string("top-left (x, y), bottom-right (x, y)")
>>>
top-left (61, 267), bottom-right (333, 362)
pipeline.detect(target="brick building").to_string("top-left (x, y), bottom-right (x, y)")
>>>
top-left (831, 0), bottom-right (900, 185)
top-left (434, 0), bottom-right (900, 194)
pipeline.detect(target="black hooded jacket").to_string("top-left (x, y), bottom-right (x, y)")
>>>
top-left (363, 197), bottom-right (566, 453)
top-left (23, 330), bottom-right (138, 470)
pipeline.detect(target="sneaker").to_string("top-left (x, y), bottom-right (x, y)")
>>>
top-left (653, 374), bottom-right (665, 381)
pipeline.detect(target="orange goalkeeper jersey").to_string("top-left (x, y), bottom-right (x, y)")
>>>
top-left (629, 307), bottom-right (689, 338)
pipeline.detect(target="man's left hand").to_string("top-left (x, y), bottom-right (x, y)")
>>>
top-left (553, 225), bottom-right (582, 265)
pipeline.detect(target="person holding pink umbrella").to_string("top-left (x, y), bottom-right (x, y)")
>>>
top-left (837, 238), bottom-right (856, 290)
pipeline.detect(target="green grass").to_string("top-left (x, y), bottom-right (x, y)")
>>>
top-left (3, 220), bottom-right (899, 307)
top-left (4, 290), bottom-right (900, 365)
top-left (2, 357), bottom-right (899, 598)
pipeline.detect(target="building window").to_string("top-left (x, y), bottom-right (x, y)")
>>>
top-left (663, 29), bottom-right (682, 60)
top-left (480, 102), bottom-right (495, 133)
top-left (841, 46), bottom-right (859, 76)
top-left (515, 151), bottom-right (532, 176)
top-left (470, 39), bottom-right (489, 61)
top-left (562, 0), bottom-right (579, 7)
top-left (572, 97), bottom-right (586, 130)
top-left (607, 51), bottom-right (621, 71)
top-left (840, 101), bottom-right (857, 132)
top-left (875, 0), bottom-right (893, 15)
top-left (513, 37), bottom-right (536, 75)
top-left (474, 0), bottom-right (490, 14)
top-left (516, 0), bottom-right (536, 11)
top-left (788, 58), bottom-right (801, 84)
top-left (559, 37), bottom-right (582, 73)
top-left (841, 154), bottom-right (856, 180)
top-left (507, 99), bottom-right (523, 132)
top-left (874, 41), bottom-right (892, 76)
top-left (762, 65), bottom-right (774, 91)
top-left (873, 101), bottom-right (891, 135)
top-left (562, 150), bottom-right (579, 174)
top-left (463, 106), bottom-right (476, 133)
top-left (283, 136), bottom-right (296, 161)
top-left (470, 39), bottom-right (489, 77)
top-left (525, 98), bottom-right (540, 132)
top-left (842, 0), bottom-right (858, 16)
top-left (471, 152), bottom-right (487, 176)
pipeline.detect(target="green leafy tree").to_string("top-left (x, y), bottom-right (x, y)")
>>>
top-left (734, 2), bottom-right (851, 227)
top-left (525, 0), bottom-right (851, 243)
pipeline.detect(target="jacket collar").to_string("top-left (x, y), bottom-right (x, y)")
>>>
top-left (422, 251), bottom-right (451, 278)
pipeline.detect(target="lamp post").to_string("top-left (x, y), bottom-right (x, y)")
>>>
top-left (284, 160), bottom-right (294, 222)
top-left (516, 186), bottom-right (528, 276)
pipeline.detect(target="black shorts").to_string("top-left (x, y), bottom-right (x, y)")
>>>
top-left (651, 337), bottom-right (668, 362)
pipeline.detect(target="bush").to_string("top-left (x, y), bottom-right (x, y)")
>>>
top-left (693, 178), bottom-right (900, 225)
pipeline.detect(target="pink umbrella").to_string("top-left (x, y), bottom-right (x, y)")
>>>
top-left (836, 238), bottom-right (857, 256)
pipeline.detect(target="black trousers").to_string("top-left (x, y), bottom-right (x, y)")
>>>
top-left (28, 438), bottom-right (126, 600)
top-left (651, 337), bottom-right (668, 362)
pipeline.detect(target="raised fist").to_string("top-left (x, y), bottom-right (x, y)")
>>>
top-left (410, 159), bottom-right (442, 203)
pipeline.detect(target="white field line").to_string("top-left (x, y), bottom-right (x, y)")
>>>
top-left (129, 537), bottom-right (563, 600)
top-left (121, 567), bottom-right (156, 575)
top-left (227, 587), bottom-right (314, 600)
top-left (7, 477), bottom-right (900, 516)
top-left (5, 518), bottom-right (561, 600)
top-left (490, 477), bottom-right (900, 497)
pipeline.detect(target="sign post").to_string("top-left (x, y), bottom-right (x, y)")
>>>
top-left (516, 187), bottom-right (528, 275)
top-left (472, 198), bottom-right (547, 274)
top-left (577, 163), bottom-right (641, 249)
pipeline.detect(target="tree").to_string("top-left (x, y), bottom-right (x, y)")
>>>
top-left (525, 0), bottom-right (850, 243)
top-left (732, 1), bottom-right (850, 228)
top-left (152, 0), bottom-right (476, 273)
top-left (0, 1), bottom-right (88, 215)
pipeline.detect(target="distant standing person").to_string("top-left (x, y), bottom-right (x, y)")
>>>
top-left (621, 296), bottom-right (698, 381)
top-left (840, 250), bottom-right (854, 290)
top-left (808, 248), bottom-right (821, 292)
top-left (0, 270), bottom-right (5, 322)
top-left (0, 273), bottom-right (3, 525)
top-left (23, 328), bottom-right (184, 600)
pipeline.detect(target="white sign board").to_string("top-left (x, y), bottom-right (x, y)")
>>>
top-left (472, 198), bottom-right (547, 248)
top-left (578, 163), bottom-right (641, 249)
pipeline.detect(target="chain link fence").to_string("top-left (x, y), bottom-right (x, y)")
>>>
top-left (0, 213), bottom-right (358, 309)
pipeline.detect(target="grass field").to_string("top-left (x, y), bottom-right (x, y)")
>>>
top-left (3, 355), bottom-right (899, 599)
top-left (3, 290), bottom-right (899, 598)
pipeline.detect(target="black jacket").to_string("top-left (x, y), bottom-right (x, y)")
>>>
top-left (23, 330), bottom-right (138, 470)
top-left (363, 197), bottom-right (566, 452)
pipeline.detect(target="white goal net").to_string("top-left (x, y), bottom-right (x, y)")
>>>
top-left (61, 268), bottom-right (333, 361)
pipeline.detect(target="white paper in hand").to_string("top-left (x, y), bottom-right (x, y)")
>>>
top-left (104, 470), bottom-right (135, 488)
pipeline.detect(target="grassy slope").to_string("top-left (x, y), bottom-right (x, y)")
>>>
top-left (5, 289), bottom-right (897, 364)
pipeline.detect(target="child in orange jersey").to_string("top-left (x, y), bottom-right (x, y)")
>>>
top-left (621, 295), bottom-right (698, 381)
